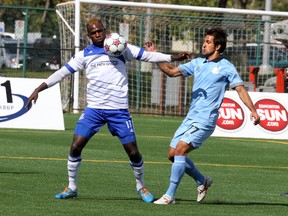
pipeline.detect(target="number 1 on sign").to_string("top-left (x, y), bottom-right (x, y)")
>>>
top-left (1, 80), bottom-right (13, 103)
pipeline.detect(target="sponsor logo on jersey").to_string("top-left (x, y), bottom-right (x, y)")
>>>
top-left (91, 61), bottom-right (118, 68)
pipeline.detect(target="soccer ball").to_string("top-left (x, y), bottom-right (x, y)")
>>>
top-left (104, 33), bottom-right (127, 57)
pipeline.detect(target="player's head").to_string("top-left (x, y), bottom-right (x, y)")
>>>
top-left (86, 18), bottom-right (106, 46)
top-left (201, 27), bottom-right (227, 59)
top-left (206, 28), bottom-right (227, 53)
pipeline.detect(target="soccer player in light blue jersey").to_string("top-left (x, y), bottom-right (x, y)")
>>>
top-left (151, 28), bottom-right (260, 204)
top-left (25, 18), bottom-right (189, 202)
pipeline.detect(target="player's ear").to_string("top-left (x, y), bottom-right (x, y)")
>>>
top-left (215, 44), bottom-right (221, 52)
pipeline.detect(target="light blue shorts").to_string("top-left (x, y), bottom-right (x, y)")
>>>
top-left (170, 118), bottom-right (215, 149)
top-left (74, 107), bottom-right (136, 144)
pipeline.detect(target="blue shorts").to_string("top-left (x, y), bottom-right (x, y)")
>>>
top-left (170, 118), bottom-right (215, 149)
top-left (74, 108), bottom-right (136, 144)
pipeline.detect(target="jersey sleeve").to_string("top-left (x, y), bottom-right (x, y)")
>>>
top-left (64, 50), bottom-right (86, 73)
top-left (178, 59), bottom-right (196, 77)
top-left (45, 66), bottom-right (72, 88)
top-left (228, 64), bottom-right (244, 89)
top-left (123, 44), bottom-right (172, 62)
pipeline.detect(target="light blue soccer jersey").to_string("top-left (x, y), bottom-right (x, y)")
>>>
top-left (178, 57), bottom-right (243, 129)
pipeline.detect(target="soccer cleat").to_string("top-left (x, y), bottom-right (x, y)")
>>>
top-left (137, 187), bottom-right (154, 203)
top-left (55, 187), bottom-right (77, 199)
top-left (281, 192), bottom-right (288, 196)
top-left (197, 176), bottom-right (213, 203)
top-left (153, 194), bottom-right (175, 205)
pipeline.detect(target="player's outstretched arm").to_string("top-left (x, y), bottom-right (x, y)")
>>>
top-left (235, 85), bottom-right (260, 125)
top-left (143, 41), bottom-right (157, 52)
top-left (157, 62), bottom-right (183, 78)
top-left (171, 52), bottom-right (191, 61)
top-left (143, 40), bottom-right (188, 77)
top-left (25, 82), bottom-right (48, 110)
top-left (25, 67), bottom-right (72, 110)
top-left (144, 40), bottom-right (191, 62)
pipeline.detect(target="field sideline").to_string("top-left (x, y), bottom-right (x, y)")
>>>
top-left (0, 114), bottom-right (287, 216)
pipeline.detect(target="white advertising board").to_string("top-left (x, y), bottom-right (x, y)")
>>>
top-left (212, 91), bottom-right (288, 140)
top-left (0, 77), bottom-right (65, 130)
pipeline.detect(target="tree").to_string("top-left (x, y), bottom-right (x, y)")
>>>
top-left (218, 0), bottom-right (228, 8)
top-left (145, 0), bottom-right (286, 11)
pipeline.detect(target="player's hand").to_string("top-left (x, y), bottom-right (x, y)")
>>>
top-left (25, 90), bottom-right (39, 110)
top-left (143, 41), bottom-right (157, 52)
top-left (25, 82), bottom-right (48, 110)
top-left (251, 112), bottom-right (260, 125)
top-left (171, 52), bottom-right (192, 61)
top-left (284, 68), bottom-right (288, 81)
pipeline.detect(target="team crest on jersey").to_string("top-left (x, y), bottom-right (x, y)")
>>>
top-left (212, 67), bottom-right (220, 74)
top-left (195, 66), bottom-right (200, 73)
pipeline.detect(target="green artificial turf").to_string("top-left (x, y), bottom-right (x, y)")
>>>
top-left (0, 114), bottom-right (287, 216)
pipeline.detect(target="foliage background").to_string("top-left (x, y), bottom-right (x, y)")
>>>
top-left (0, 0), bottom-right (287, 40)
top-left (0, 0), bottom-right (285, 10)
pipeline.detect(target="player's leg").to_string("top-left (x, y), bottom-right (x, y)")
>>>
top-left (67, 135), bottom-right (89, 190)
top-left (154, 140), bottom-right (192, 204)
top-left (174, 147), bottom-right (213, 203)
top-left (54, 134), bottom-right (89, 199)
top-left (106, 109), bottom-right (154, 203)
top-left (168, 146), bottom-right (205, 185)
top-left (154, 120), bottom-right (189, 204)
top-left (154, 120), bottom-right (214, 204)
top-left (123, 141), bottom-right (154, 203)
top-left (179, 124), bottom-right (214, 203)
top-left (123, 141), bottom-right (143, 189)
top-left (55, 108), bottom-right (104, 199)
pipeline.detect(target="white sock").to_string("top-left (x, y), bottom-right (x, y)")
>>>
top-left (130, 160), bottom-right (144, 191)
top-left (67, 155), bottom-right (82, 191)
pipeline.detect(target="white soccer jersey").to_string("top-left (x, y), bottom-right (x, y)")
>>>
top-left (64, 44), bottom-right (172, 109)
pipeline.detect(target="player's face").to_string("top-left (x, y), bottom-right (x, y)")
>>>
top-left (202, 35), bottom-right (219, 59)
top-left (87, 22), bottom-right (106, 46)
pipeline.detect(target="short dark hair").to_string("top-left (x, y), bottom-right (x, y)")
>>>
top-left (86, 18), bottom-right (105, 32)
top-left (206, 28), bottom-right (228, 53)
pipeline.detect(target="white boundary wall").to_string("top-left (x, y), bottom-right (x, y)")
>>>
top-left (213, 91), bottom-right (288, 140)
top-left (0, 77), bottom-right (65, 130)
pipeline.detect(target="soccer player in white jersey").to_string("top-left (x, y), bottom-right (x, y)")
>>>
top-left (149, 28), bottom-right (261, 204)
top-left (25, 18), bottom-right (189, 202)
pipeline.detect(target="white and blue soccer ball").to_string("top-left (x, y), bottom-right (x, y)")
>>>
top-left (104, 32), bottom-right (127, 57)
